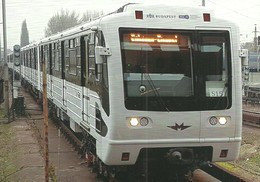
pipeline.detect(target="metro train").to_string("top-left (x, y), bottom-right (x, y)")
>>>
top-left (8, 3), bottom-right (242, 179)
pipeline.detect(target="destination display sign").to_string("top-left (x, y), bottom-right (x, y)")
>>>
top-left (128, 33), bottom-right (179, 44)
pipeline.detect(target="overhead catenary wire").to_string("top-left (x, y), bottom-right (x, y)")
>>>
top-left (207, 0), bottom-right (260, 22)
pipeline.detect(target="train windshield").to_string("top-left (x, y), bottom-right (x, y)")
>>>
top-left (120, 29), bottom-right (231, 111)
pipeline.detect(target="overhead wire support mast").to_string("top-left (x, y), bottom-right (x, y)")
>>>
top-left (253, 24), bottom-right (259, 52)
top-left (202, 0), bottom-right (206, 6)
top-left (2, 0), bottom-right (10, 122)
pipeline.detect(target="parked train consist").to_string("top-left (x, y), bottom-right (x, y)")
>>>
top-left (8, 3), bottom-right (242, 178)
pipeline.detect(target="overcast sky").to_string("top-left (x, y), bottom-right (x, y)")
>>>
top-left (1, 0), bottom-right (260, 49)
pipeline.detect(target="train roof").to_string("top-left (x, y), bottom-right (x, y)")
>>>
top-left (21, 3), bottom-right (237, 50)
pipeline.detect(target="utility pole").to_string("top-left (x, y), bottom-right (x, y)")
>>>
top-left (253, 24), bottom-right (259, 52)
top-left (0, 35), bottom-right (2, 62)
top-left (253, 24), bottom-right (260, 71)
top-left (42, 48), bottom-right (49, 182)
top-left (2, 0), bottom-right (10, 122)
top-left (202, 0), bottom-right (205, 6)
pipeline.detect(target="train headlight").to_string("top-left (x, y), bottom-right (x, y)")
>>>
top-left (129, 118), bottom-right (139, 126)
top-left (219, 117), bottom-right (227, 125)
top-left (209, 116), bottom-right (229, 126)
top-left (140, 117), bottom-right (149, 126)
top-left (209, 116), bottom-right (218, 125)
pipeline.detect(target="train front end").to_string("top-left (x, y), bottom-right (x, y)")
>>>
top-left (98, 4), bottom-right (242, 166)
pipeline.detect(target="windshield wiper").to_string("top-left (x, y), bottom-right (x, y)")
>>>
top-left (140, 87), bottom-right (160, 96)
top-left (138, 48), bottom-right (169, 112)
top-left (143, 72), bottom-right (170, 112)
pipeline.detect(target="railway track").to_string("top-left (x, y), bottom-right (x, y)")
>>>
top-left (243, 110), bottom-right (260, 128)
top-left (202, 163), bottom-right (247, 182)
top-left (19, 89), bottom-right (252, 181)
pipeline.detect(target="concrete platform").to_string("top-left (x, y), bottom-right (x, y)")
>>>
top-left (8, 120), bottom-right (45, 182)
top-left (21, 89), bottom-right (97, 181)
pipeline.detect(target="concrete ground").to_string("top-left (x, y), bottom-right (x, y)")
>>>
top-left (22, 89), bottom-right (97, 181)
top-left (8, 119), bottom-right (45, 182)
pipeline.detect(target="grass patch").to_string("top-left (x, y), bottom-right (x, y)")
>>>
top-left (0, 109), bottom-right (5, 118)
top-left (249, 154), bottom-right (260, 166)
top-left (0, 124), bottom-right (18, 181)
top-left (216, 162), bottom-right (238, 173)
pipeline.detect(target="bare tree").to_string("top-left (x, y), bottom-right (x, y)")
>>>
top-left (81, 10), bottom-right (104, 22)
top-left (45, 9), bottom-right (81, 37)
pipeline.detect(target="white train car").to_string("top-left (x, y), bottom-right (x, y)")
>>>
top-left (17, 3), bottom-right (241, 178)
top-left (7, 53), bottom-right (13, 69)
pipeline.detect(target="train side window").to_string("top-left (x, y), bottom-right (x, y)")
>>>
top-left (29, 50), bottom-right (31, 68)
top-left (68, 38), bottom-right (77, 75)
top-left (88, 33), bottom-right (96, 79)
top-left (83, 35), bottom-right (89, 86)
top-left (55, 50), bottom-right (60, 71)
top-left (44, 45), bottom-right (49, 73)
top-left (30, 49), bottom-right (33, 68)
top-left (40, 45), bottom-right (44, 71)
top-left (52, 43), bottom-right (55, 70)
top-left (69, 39), bottom-right (75, 49)
top-left (99, 31), bottom-right (109, 89)
top-left (69, 50), bottom-right (77, 75)
top-left (27, 50), bottom-right (30, 68)
top-left (23, 52), bottom-right (25, 66)
top-left (53, 42), bottom-right (60, 71)
top-left (26, 51), bottom-right (28, 67)
top-left (34, 48), bottom-right (38, 70)
top-left (31, 49), bottom-right (35, 69)
top-left (26, 51), bottom-right (27, 67)
top-left (49, 43), bottom-right (52, 75)
top-left (76, 38), bottom-right (81, 75)
top-left (21, 52), bottom-right (24, 66)
top-left (95, 35), bottom-right (101, 81)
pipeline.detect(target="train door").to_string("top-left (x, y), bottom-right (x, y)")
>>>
top-left (61, 41), bottom-right (67, 108)
top-left (48, 44), bottom-right (53, 98)
top-left (87, 32), bottom-right (103, 138)
top-left (82, 35), bottom-right (90, 129)
top-left (29, 49), bottom-right (32, 85)
top-left (195, 27), bottom-right (235, 139)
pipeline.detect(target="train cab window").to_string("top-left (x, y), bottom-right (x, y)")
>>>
top-left (120, 29), bottom-right (194, 98)
top-left (199, 32), bottom-right (230, 98)
top-left (120, 28), bottom-right (231, 111)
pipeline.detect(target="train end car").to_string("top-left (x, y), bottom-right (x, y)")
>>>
top-left (17, 3), bottom-right (242, 179)
top-left (93, 3), bottom-right (241, 166)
